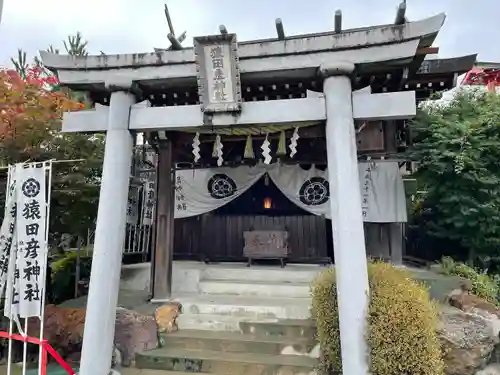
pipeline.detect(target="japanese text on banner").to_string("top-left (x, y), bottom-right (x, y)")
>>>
top-left (15, 164), bottom-right (47, 318)
top-left (0, 166), bottom-right (18, 302)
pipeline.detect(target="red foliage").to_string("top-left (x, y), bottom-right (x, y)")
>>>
top-left (0, 65), bottom-right (83, 143)
top-left (25, 66), bottom-right (60, 87)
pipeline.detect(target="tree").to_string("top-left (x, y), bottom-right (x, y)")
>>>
top-left (408, 90), bottom-right (500, 263)
top-left (1, 33), bottom-right (104, 245)
top-left (10, 49), bottom-right (29, 79)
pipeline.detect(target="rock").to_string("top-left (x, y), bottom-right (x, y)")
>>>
top-left (489, 342), bottom-right (500, 365)
top-left (27, 305), bottom-right (158, 368)
top-left (155, 302), bottom-right (182, 334)
top-left (438, 305), bottom-right (499, 375)
top-left (28, 304), bottom-right (86, 360)
top-left (477, 364), bottom-right (500, 375)
top-left (114, 307), bottom-right (159, 367)
top-left (449, 291), bottom-right (500, 320)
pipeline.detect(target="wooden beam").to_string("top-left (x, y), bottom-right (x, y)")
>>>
top-left (383, 120), bottom-right (398, 153)
top-left (55, 39), bottom-right (422, 86)
top-left (334, 10), bottom-right (342, 33)
top-left (167, 33), bottom-right (183, 50)
top-left (62, 92), bottom-right (417, 133)
top-left (416, 47), bottom-right (439, 56)
top-left (151, 140), bottom-right (175, 301)
top-left (129, 98), bottom-right (326, 131)
top-left (394, 2), bottom-right (407, 25)
top-left (219, 25), bottom-right (228, 34)
top-left (275, 18), bottom-right (285, 40)
top-left (174, 124), bottom-right (326, 144)
top-left (164, 3), bottom-right (175, 36)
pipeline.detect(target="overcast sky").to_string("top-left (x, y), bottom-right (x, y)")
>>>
top-left (0, 0), bottom-right (499, 67)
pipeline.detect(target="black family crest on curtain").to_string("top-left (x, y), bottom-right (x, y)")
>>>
top-left (207, 174), bottom-right (238, 199)
top-left (298, 177), bottom-right (330, 206)
top-left (21, 178), bottom-right (41, 198)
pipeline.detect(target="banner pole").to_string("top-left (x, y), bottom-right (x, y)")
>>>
top-left (5, 165), bottom-right (12, 375)
top-left (38, 161), bottom-right (53, 375)
top-left (21, 318), bottom-right (28, 375)
top-left (6, 316), bottom-right (13, 375)
top-left (40, 343), bottom-right (48, 375)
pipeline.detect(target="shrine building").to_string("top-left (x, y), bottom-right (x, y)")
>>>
top-left (40, 8), bottom-right (476, 375)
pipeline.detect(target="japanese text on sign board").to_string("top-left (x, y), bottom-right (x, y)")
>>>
top-left (209, 45), bottom-right (228, 103)
top-left (140, 151), bottom-right (156, 226)
top-left (361, 164), bottom-right (372, 219)
top-left (175, 176), bottom-right (187, 212)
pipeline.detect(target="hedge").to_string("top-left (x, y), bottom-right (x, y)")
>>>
top-left (311, 262), bottom-right (444, 375)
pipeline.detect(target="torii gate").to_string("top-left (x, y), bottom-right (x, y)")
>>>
top-left (40, 10), bottom-right (445, 375)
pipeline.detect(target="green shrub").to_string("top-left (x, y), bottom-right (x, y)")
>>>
top-left (438, 256), bottom-right (500, 304)
top-left (311, 262), bottom-right (444, 375)
top-left (51, 250), bottom-right (92, 304)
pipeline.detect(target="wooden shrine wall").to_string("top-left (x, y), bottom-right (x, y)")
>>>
top-left (173, 214), bottom-right (328, 262)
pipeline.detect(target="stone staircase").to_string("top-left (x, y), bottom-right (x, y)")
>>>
top-left (135, 264), bottom-right (325, 375)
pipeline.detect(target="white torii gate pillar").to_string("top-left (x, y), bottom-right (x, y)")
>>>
top-left (79, 81), bottom-right (136, 375)
top-left (321, 62), bottom-right (370, 375)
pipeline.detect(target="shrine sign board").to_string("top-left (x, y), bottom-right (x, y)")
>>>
top-left (193, 33), bottom-right (242, 113)
top-left (243, 230), bottom-right (289, 267)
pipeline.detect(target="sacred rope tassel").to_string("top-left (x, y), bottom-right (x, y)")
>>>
top-left (289, 126), bottom-right (300, 158)
top-left (216, 135), bottom-right (224, 167)
top-left (212, 137), bottom-right (218, 158)
top-left (276, 130), bottom-right (286, 156)
top-left (192, 132), bottom-right (201, 163)
top-left (261, 133), bottom-right (272, 165)
top-left (244, 134), bottom-right (255, 159)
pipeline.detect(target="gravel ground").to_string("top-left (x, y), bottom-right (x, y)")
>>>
top-left (0, 365), bottom-right (167, 375)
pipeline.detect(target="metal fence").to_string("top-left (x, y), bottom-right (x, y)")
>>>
top-left (85, 145), bottom-right (157, 261)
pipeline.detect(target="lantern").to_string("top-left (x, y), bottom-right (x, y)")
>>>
top-left (263, 197), bottom-right (272, 209)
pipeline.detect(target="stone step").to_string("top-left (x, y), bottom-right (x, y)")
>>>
top-left (160, 329), bottom-right (317, 356)
top-left (199, 279), bottom-right (311, 298)
top-left (174, 294), bottom-right (311, 321)
top-left (201, 264), bottom-right (323, 284)
top-left (121, 370), bottom-right (212, 375)
top-left (178, 312), bottom-right (317, 335)
top-left (177, 313), bottom-right (278, 332)
top-left (135, 348), bottom-right (321, 375)
top-left (239, 319), bottom-right (316, 338)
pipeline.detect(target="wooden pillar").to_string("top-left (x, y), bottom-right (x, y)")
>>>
top-left (389, 223), bottom-right (403, 265)
top-left (384, 120), bottom-right (398, 153)
top-left (151, 139), bottom-right (175, 301)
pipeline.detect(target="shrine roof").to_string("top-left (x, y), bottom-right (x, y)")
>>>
top-left (416, 54), bottom-right (477, 75)
top-left (475, 61), bottom-right (500, 70)
top-left (39, 13), bottom-right (445, 90)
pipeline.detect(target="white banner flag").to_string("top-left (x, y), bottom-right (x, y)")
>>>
top-left (0, 165), bottom-right (18, 301)
top-left (4, 218), bottom-right (19, 318)
top-left (141, 150), bottom-right (156, 226)
top-left (14, 163), bottom-right (48, 318)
